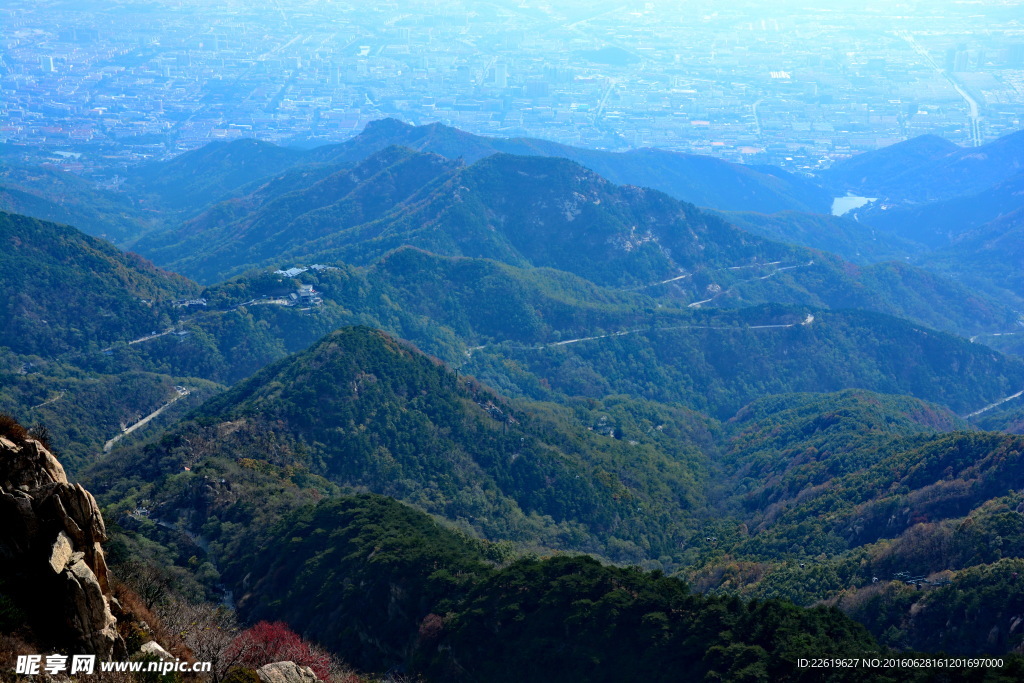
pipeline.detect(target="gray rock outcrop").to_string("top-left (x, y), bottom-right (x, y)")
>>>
top-left (140, 640), bottom-right (175, 662)
top-left (0, 427), bottom-right (126, 658)
top-left (256, 661), bottom-right (322, 683)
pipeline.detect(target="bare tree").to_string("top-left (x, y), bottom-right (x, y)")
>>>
top-left (116, 560), bottom-right (173, 611)
top-left (159, 599), bottom-right (240, 683)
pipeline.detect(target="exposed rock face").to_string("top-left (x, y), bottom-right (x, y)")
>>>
top-left (256, 661), bottom-right (322, 683)
top-left (0, 427), bottom-right (126, 658)
top-left (140, 640), bottom-right (175, 662)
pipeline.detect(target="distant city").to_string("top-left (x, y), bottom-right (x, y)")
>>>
top-left (2, 0), bottom-right (1023, 175)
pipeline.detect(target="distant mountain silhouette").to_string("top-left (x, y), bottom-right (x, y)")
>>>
top-left (122, 118), bottom-right (833, 216)
top-left (823, 130), bottom-right (1024, 204)
top-left (820, 134), bottom-right (960, 197)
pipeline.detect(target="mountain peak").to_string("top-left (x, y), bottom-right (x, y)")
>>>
top-left (360, 117), bottom-right (417, 138)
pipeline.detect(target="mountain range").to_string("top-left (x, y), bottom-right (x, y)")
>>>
top-left (5, 119), bottom-right (1024, 679)
top-left (130, 117), bottom-right (829, 215)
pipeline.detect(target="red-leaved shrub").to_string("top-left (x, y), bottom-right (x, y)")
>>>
top-left (225, 621), bottom-right (332, 681)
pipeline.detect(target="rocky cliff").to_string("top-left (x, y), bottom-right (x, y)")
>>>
top-left (0, 417), bottom-right (126, 658)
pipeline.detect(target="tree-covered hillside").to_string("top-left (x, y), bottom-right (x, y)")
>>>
top-left (96, 326), bottom-right (715, 564)
top-left (230, 495), bottom-right (902, 682)
top-left (0, 211), bottom-right (197, 357)
top-left (129, 147), bottom-right (1017, 339)
top-left (465, 306), bottom-right (1024, 418)
top-left (8, 119), bottom-right (1024, 679)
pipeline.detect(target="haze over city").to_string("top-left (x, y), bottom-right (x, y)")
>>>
top-left (3, 0), bottom-right (1023, 175)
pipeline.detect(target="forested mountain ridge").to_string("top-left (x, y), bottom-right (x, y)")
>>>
top-left (3, 120), bottom-right (1023, 342)
top-left (5, 121), bottom-right (1024, 337)
top-left (463, 305), bottom-right (1024, 419)
top-left (227, 495), bottom-right (901, 681)
top-left (914, 205), bottom-right (1024, 310)
top-left (810, 129), bottom-right (1024, 316)
top-left (94, 325), bottom-right (715, 564)
top-left (312, 117), bottom-right (834, 213)
top-left (0, 163), bottom-right (152, 243)
top-left (670, 390), bottom-right (1024, 656)
top-left (128, 146), bottom-right (1018, 340)
top-left (132, 146), bottom-right (461, 281)
top-left (714, 209), bottom-right (924, 264)
top-left (119, 117), bottom-right (832, 216)
top-left (7, 120), bottom-right (1024, 679)
top-left (5, 205), bottom-right (1023, 472)
top-left (83, 331), bottom-right (1024, 664)
top-left (124, 137), bottom-right (308, 215)
top-left (0, 211), bottom-right (197, 357)
top-left (133, 147), bottom-right (791, 286)
top-left (0, 211), bottom-right (220, 468)
top-left (855, 172), bottom-right (1024, 251)
top-left (819, 134), bottom-right (961, 198)
top-left (705, 430), bottom-right (1024, 651)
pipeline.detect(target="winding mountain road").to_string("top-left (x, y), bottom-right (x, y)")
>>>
top-left (30, 391), bottom-right (66, 410)
top-left (689, 260), bottom-right (815, 308)
top-left (464, 314), bottom-right (815, 360)
top-left (103, 386), bottom-right (190, 453)
top-left (963, 389), bottom-right (1024, 419)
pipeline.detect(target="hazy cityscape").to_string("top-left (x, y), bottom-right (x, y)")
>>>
top-left (2, 0), bottom-right (1023, 173)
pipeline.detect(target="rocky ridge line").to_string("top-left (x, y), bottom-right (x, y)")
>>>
top-left (0, 425), bottom-right (126, 658)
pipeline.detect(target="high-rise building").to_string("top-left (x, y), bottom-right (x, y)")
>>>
top-left (525, 80), bottom-right (549, 98)
top-left (953, 50), bottom-right (969, 73)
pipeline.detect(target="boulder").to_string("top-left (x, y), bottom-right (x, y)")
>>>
top-left (0, 424), bottom-right (126, 658)
top-left (140, 640), bottom-right (175, 662)
top-left (256, 661), bottom-right (321, 683)
top-left (48, 531), bottom-right (74, 574)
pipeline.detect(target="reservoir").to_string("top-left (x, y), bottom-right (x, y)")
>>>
top-left (831, 195), bottom-right (876, 216)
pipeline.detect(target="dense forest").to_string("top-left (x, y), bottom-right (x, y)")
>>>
top-left (5, 121), bottom-right (1024, 681)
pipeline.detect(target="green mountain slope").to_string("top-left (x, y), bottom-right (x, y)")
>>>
top-left (122, 247), bottom-right (1024, 418)
top-left (111, 117), bottom-right (831, 228)
top-left (465, 306), bottom-right (1024, 418)
top-left (229, 495), bottom-right (890, 681)
top-left (859, 172), bottom-right (1024, 251)
top-left (135, 148), bottom-right (788, 287)
top-left (0, 212), bottom-right (197, 356)
top-left (134, 147), bottom-right (459, 281)
top-left (0, 363), bottom-right (221, 473)
top-left (917, 206), bottom-right (1024, 308)
top-left (4, 207), bottom-right (1019, 476)
top-left (680, 392), bottom-right (1024, 655)
top-left (716, 209), bottom-right (923, 264)
top-left (133, 148), bottom-right (1016, 339)
top-left (0, 163), bottom-right (151, 243)
top-left (719, 390), bottom-right (966, 516)
top-left (124, 138), bottom-right (308, 214)
top-left (101, 326), bottom-right (714, 563)
top-left (819, 134), bottom-right (960, 198)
